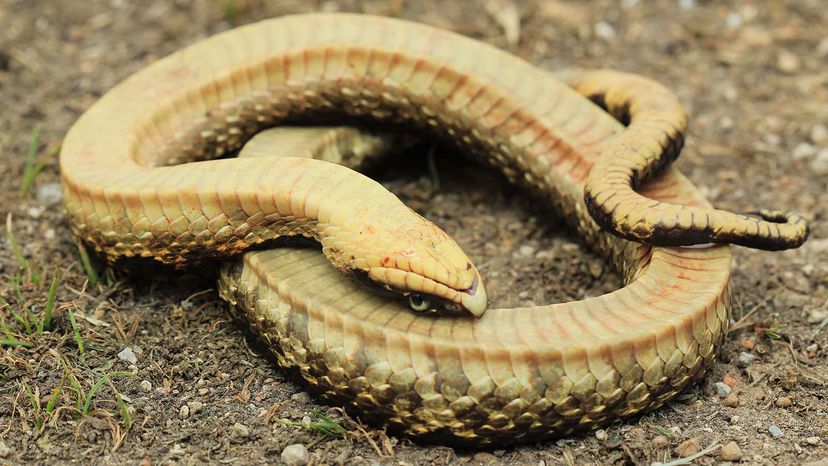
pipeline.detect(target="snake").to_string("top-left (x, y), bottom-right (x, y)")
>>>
top-left (59, 13), bottom-right (808, 445)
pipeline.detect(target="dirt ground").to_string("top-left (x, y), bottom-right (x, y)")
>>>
top-left (1, 0), bottom-right (826, 464)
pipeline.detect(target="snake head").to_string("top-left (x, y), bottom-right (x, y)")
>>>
top-left (321, 213), bottom-right (488, 318)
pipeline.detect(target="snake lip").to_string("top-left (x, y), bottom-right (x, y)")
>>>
top-left (459, 273), bottom-right (487, 318)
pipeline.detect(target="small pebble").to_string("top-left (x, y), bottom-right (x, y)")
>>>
top-left (198, 388), bottom-right (209, 396)
top-left (775, 396), bottom-right (792, 408)
top-left (139, 380), bottom-right (152, 393)
top-left (723, 393), bottom-right (739, 407)
top-left (178, 404), bottom-right (190, 419)
top-left (588, 260), bottom-right (603, 278)
top-left (723, 374), bottom-right (739, 387)
top-left (720, 441), bottom-right (743, 461)
top-left (290, 392), bottom-right (311, 403)
top-left (811, 149), bottom-right (828, 174)
top-left (0, 440), bottom-right (10, 458)
top-left (714, 382), bottom-right (733, 397)
top-left (187, 401), bottom-right (203, 415)
top-left (27, 206), bottom-right (44, 219)
top-left (805, 436), bottom-right (821, 446)
top-left (594, 21), bottom-right (616, 40)
top-left (169, 444), bottom-right (185, 457)
top-left (117, 347), bottom-right (138, 365)
top-left (811, 123), bottom-right (828, 144)
top-left (44, 228), bottom-right (56, 241)
top-left (653, 435), bottom-right (670, 448)
top-left (675, 437), bottom-right (701, 457)
top-left (518, 245), bottom-right (535, 257)
top-left (737, 352), bottom-right (756, 367)
top-left (281, 444), bottom-right (309, 466)
top-left (231, 422), bottom-right (250, 439)
top-left (36, 182), bottom-right (63, 205)
top-left (730, 415), bottom-right (740, 424)
top-left (792, 142), bottom-right (816, 160)
top-left (776, 50), bottom-right (801, 73)
top-left (595, 429), bottom-right (607, 441)
top-left (769, 425), bottom-right (784, 438)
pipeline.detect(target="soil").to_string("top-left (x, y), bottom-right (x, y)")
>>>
top-left (1, 1), bottom-right (826, 465)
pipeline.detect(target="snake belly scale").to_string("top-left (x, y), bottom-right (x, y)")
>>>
top-left (60, 13), bottom-right (806, 445)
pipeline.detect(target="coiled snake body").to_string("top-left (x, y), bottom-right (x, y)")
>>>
top-left (60, 14), bottom-right (807, 445)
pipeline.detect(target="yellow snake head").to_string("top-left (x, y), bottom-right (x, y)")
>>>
top-left (322, 215), bottom-right (488, 317)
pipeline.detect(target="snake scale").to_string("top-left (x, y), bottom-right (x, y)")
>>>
top-left (60, 13), bottom-right (808, 445)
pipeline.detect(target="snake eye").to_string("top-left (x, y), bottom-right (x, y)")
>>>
top-left (407, 293), bottom-right (430, 312)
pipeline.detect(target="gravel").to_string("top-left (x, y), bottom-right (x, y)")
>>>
top-left (117, 347), bottom-right (138, 365)
top-left (714, 382), bottom-right (733, 397)
top-left (769, 425), bottom-right (784, 439)
top-left (281, 444), bottom-right (310, 466)
top-left (720, 441), bottom-right (743, 461)
top-left (737, 352), bottom-right (756, 367)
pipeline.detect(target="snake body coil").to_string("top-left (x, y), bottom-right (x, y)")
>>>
top-left (60, 14), bottom-right (807, 445)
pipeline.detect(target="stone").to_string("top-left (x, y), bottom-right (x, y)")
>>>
top-left (231, 422), bottom-right (249, 439)
top-left (653, 435), bottom-right (670, 448)
top-left (808, 309), bottom-right (828, 324)
top-left (714, 382), bottom-right (732, 397)
top-left (737, 352), bottom-right (756, 367)
top-left (281, 444), bottom-right (310, 466)
top-left (775, 396), bottom-right (792, 408)
top-left (178, 404), bottom-right (190, 419)
top-left (594, 21), bottom-right (616, 40)
top-left (518, 245), bottom-right (535, 257)
top-left (723, 393), bottom-right (739, 407)
top-left (720, 441), bottom-right (743, 461)
top-left (0, 440), bottom-right (10, 458)
top-left (117, 347), bottom-right (138, 365)
top-left (811, 148), bottom-right (828, 174)
top-left (187, 401), bottom-right (203, 415)
top-left (290, 392), bottom-right (311, 403)
top-left (139, 380), bottom-right (152, 393)
top-left (805, 436), bottom-right (821, 446)
top-left (811, 124), bottom-right (828, 144)
top-left (776, 50), bottom-right (801, 73)
top-left (169, 444), bottom-right (185, 457)
top-left (792, 142), bottom-right (816, 160)
top-left (36, 182), bottom-right (62, 205)
top-left (675, 437), bottom-right (701, 457)
top-left (769, 425), bottom-right (784, 438)
top-left (595, 429), bottom-right (607, 441)
top-left (473, 452), bottom-right (499, 464)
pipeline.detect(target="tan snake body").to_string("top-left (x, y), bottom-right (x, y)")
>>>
top-left (60, 13), bottom-right (807, 445)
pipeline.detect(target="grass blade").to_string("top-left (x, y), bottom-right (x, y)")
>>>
top-left (38, 268), bottom-right (61, 333)
top-left (67, 309), bottom-right (85, 355)
top-left (82, 373), bottom-right (108, 415)
top-left (19, 124), bottom-right (42, 196)
top-left (75, 240), bottom-right (99, 290)
top-left (5, 214), bottom-right (29, 271)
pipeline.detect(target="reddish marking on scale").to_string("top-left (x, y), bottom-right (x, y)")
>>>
top-left (381, 256), bottom-right (391, 266)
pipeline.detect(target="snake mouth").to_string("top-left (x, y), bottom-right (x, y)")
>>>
top-left (356, 266), bottom-right (488, 317)
top-left (459, 274), bottom-right (487, 318)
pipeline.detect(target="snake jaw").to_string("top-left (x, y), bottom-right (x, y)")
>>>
top-left (459, 272), bottom-right (487, 318)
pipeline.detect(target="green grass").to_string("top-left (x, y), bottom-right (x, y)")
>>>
top-left (278, 409), bottom-right (347, 439)
top-left (19, 125), bottom-right (60, 197)
top-left (37, 268), bottom-right (61, 333)
top-left (67, 309), bottom-right (85, 355)
top-left (75, 240), bottom-right (99, 290)
top-left (6, 213), bottom-right (30, 272)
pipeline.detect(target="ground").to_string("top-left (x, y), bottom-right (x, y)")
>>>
top-left (1, 0), bottom-right (826, 465)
